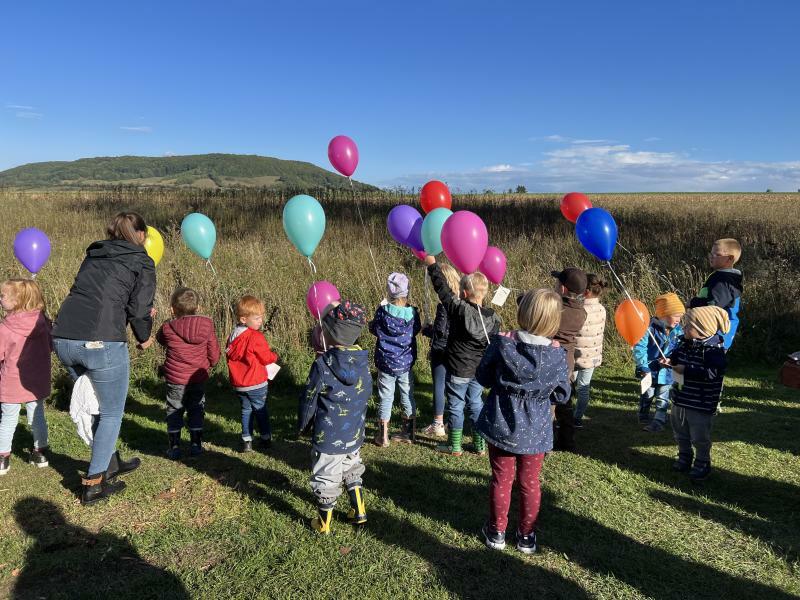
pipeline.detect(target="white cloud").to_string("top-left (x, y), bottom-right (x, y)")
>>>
top-left (530, 134), bottom-right (613, 145)
top-left (16, 111), bottom-right (43, 119)
top-left (481, 164), bottom-right (516, 173)
top-left (120, 126), bottom-right (153, 133)
top-left (163, 151), bottom-right (176, 157)
top-left (6, 104), bottom-right (35, 110)
top-left (644, 136), bottom-right (661, 142)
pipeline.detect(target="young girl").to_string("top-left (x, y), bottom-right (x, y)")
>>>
top-left (475, 288), bottom-right (570, 554)
top-left (0, 279), bottom-right (52, 475)
top-left (421, 263), bottom-right (460, 438)
top-left (572, 274), bottom-right (608, 428)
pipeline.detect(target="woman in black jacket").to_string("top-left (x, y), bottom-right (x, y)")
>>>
top-left (53, 212), bottom-right (156, 505)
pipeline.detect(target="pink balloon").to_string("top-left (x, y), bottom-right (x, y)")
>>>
top-left (306, 281), bottom-right (341, 318)
top-left (480, 246), bottom-right (507, 284)
top-left (441, 210), bottom-right (489, 274)
top-left (328, 135), bottom-right (359, 177)
top-left (411, 248), bottom-right (427, 261)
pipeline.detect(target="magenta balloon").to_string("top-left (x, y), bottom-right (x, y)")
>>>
top-left (479, 246), bottom-right (507, 284)
top-left (306, 281), bottom-right (341, 318)
top-left (441, 210), bottom-right (489, 274)
top-left (328, 135), bottom-right (359, 177)
top-left (387, 205), bottom-right (423, 248)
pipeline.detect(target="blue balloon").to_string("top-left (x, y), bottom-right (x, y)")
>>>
top-left (575, 207), bottom-right (617, 262)
top-left (421, 207), bottom-right (453, 255)
top-left (181, 213), bottom-right (216, 260)
top-left (283, 194), bottom-right (326, 257)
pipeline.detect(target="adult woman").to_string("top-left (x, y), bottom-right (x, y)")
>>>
top-left (53, 212), bottom-right (156, 505)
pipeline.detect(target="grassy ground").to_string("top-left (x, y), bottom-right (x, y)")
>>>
top-left (0, 365), bottom-right (797, 600)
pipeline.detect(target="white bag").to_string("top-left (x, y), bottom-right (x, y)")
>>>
top-left (69, 375), bottom-right (99, 447)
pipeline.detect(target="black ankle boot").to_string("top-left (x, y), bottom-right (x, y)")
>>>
top-left (167, 432), bottom-right (182, 460)
top-left (106, 451), bottom-right (141, 481)
top-left (81, 472), bottom-right (126, 505)
top-left (189, 431), bottom-right (203, 457)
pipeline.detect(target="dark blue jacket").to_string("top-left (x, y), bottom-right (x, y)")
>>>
top-left (690, 269), bottom-right (743, 350)
top-left (368, 304), bottom-right (421, 375)
top-left (475, 332), bottom-right (571, 455)
top-left (670, 334), bottom-right (727, 414)
top-left (422, 303), bottom-right (450, 361)
top-left (298, 346), bottom-right (372, 454)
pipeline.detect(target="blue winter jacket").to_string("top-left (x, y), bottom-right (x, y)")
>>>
top-left (690, 269), bottom-right (743, 350)
top-left (369, 304), bottom-right (421, 375)
top-left (475, 332), bottom-right (571, 455)
top-left (633, 318), bottom-right (683, 385)
top-left (298, 346), bottom-right (372, 454)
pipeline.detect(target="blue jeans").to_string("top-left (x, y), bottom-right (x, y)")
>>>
top-left (640, 384), bottom-right (671, 423)
top-left (431, 356), bottom-right (447, 418)
top-left (573, 367), bottom-right (595, 423)
top-left (53, 339), bottom-right (130, 475)
top-left (446, 373), bottom-right (484, 431)
top-left (0, 401), bottom-right (49, 454)
top-left (237, 386), bottom-right (270, 441)
top-left (376, 370), bottom-right (415, 421)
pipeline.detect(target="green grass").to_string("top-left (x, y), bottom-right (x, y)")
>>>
top-left (1, 366), bottom-right (798, 600)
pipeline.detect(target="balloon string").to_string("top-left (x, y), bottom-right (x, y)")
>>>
top-left (311, 279), bottom-right (328, 353)
top-left (348, 176), bottom-right (383, 298)
top-left (206, 260), bottom-right (217, 277)
top-left (616, 240), bottom-right (684, 296)
top-left (307, 257), bottom-right (318, 275)
top-left (422, 264), bottom-right (433, 323)
top-left (605, 260), bottom-right (667, 359)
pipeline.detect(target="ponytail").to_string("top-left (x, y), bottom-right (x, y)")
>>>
top-left (107, 212), bottom-right (147, 246)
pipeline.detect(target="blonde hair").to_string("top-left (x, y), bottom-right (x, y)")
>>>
top-left (107, 212), bottom-right (147, 246)
top-left (235, 295), bottom-right (265, 319)
top-left (440, 263), bottom-right (461, 296)
top-left (517, 288), bottom-right (561, 337)
top-left (714, 238), bottom-right (742, 265)
top-left (460, 271), bottom-right (489, 302)
top-left (1, 279), bottom-right (46, 313)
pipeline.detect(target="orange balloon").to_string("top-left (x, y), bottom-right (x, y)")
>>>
top-left (615, 299), bottom-right (651, 346)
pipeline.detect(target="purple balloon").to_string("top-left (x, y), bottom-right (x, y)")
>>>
top-left (387, 205), bottom-right (424, 250)
top-left (328, 135), bottom-right (359, 177)
top-left (13, 228), bottom-right (51, 274)
top-left (441, 211), bottom-right (489, 274)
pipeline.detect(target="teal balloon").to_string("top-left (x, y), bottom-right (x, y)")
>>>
top-left (421, 207), bottom-right (453, 256)
top-left (181, 213), bottom-right (216, 260)
top-left (283, 194), bottom-right (326, 257)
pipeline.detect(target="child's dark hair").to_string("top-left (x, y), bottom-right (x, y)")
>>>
top-left (171, 287), bottom-right (199, 317)
top-left (107, 212), bottom-right (147, 246)
top-left (586, 274), bottom-right (608, 297)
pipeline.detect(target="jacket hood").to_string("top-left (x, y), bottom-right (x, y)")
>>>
top-left (324, 347), bottom-right (370, 386)
top-left (165, 315), bottom-right (213, 345)
top-left (563, 296), bottom-right (585, 310)
top-left (2, 310), bottom-right (50, 339)
top-left (495, 335), bottom-right (565, 397)
top-left (462, 303), bottom-right (500, 343)
top-left (375, 305), bottom-right (415, 336)
top-left (714, 269), bottom-right (743, 285)
top-left (87, 239), bottom-right (151, 261)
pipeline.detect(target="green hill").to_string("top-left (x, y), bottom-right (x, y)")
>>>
top-left (0, 154), bottom-right (376, 190)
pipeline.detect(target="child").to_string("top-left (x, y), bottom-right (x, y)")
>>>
top-left (425, 256), bottom-right (502, 456)
top-left (634, 292), bottom-right (685, 432)
top-left (369, 273), bottom-right (421, 446)
top-left (156, 287), bottom-right (221, 459)
top-left (572, 274), bottom-right (608, 428)
top-left (226, 295), bottom-right (278, 452)
top-left (421, 263), bottom-right (460, 438)
top-left (689, 238), bottom-right (743, 350)
top-left (476, 288), bottom-right (570, 554)
top-left (299, 301), bottom-right (373, 534)
top-left (551, 267), bottom-right (587, 451)
top-left (0, 279), bottom-right (52, 475)
top-left (664, 306), bottom-right (729, 483)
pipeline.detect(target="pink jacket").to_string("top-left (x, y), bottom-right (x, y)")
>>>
top-left (0, 310), bottom-right (53, 403)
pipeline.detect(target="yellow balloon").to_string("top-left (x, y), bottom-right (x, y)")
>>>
top-left (144, 226), bottom-right (164, 266)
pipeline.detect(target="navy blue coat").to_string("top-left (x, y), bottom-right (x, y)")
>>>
top-left (670, 334), bottom-right (727, 414)
top-left (368, 304), bottom-right (421, 375)
top-left (476, 333), bottom-right (571, 455)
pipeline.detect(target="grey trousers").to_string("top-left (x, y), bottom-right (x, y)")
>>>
top-left (309, 449), bottom-right (365, 507)
top-left (670, 405), bottom-right (714, 464)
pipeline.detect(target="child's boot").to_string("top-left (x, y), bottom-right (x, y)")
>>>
top-left (390, 417), bottom-right (415, 444)
top-left (346, 484), bottom-right (367, 526)
top-left (472, 432), bottom-right (487, 456)
top-left (689, 460), bottom-right (711, 484)
top-left (672, 451), bottom-right (693, 472)
top-left (0, 455), bottom-right (10, 475)
top-left (373, 419), bottom-right (389, 448)
top-left (644, 410), bottom-right (667, 432)
top-left (436, 428), bottom-right (463, 456)
top-left (189, 431), bottom-right (203, 457)
top-left (81, 472), bottom-right (126, 506)
top-left (311, 504), bottom-right (334, 535)
top-left (167, 432), bottom-right (182, 460)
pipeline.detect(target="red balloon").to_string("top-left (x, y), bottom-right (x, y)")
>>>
top-left (561, 192), bottom-right (592, 223)
top-left (420, 181), bottom-right (452, 214)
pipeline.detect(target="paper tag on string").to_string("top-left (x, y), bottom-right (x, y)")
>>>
top-left (491, 286), bottom-right (511, 307)
top-left (672, 370), bottom-right (684, 387)
top-left (379, 298), bottom-right (388, 307)
top-left (639, 373), bottom-right (652, 395)
top-left (267, 363), bottom-right (281, 381)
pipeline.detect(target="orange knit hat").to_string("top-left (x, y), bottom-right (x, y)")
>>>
top-left (654, 293), bottom-right (685, 319)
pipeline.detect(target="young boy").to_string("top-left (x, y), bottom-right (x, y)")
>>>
top-left (299, 301), bottom-right (372, 534)
top-left (425, 256), bottom-right (502, 456)
top-left (226, 295), bottom-right (278, 453)
top-left (633, 293), bottom-right (685, 432)
top-left (156, 287), bottom-right (221, 458)
top-left (663, 306), bottom-right (729, 483)
top-left (551, 267), bottom-right (587, 451)
top-left (369, 273), bottom-right (421, 446)
top-left (690, 238), bottom-right (743, 350)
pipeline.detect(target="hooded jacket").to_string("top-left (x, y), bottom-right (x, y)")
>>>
top-left (554, 295), bottom-right (587, 373)
top-left (670, 334), bottom-right (727, 414)
top-left (690, 269), bottom-right (743, 350)
top-left (225, 326), bottom-right (278, 391)
top-left (298, 346), bottom-right (372, 454)
top-left (574, 297), bottom-right (607, 370)
top-left (633, 318), bottom-right (683, 385)
top-left (428, 262), bottom-right (502, 378)
top-left (368, 304), bottom-right (421, 375)
top-left (156, 315), bottom-right (221, 385)
top-left (0, 311), bottom-right (52, 404)
top-left (422, 302), bottom-right (451, 360)
top-left (476, 332), bottom-right (571, 454)
top-left (53, 240), bottom-right (155, 343)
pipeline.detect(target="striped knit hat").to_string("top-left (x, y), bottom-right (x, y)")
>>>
top-left (684, 306), bottom-right (730, 339)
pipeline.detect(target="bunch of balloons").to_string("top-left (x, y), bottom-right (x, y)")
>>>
top-left (561, 192), bottom-right (618, 262)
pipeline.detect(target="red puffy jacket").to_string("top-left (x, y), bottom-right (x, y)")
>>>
top-left (226, 326), bottom-right (278, 389)
top-left (156, 316), bottom-right (221, 385)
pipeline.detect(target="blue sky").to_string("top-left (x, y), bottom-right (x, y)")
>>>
top-left (2, 1), bottom-right (799, 191)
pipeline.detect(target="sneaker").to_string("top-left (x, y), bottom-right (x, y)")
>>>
top-left (0, 455), bottom-right (9, 475)
top-left (258, 437), bottom-right (272, 450)
top-left (241, 440), bottom-right (253, 453)
top-left (482, 524), bottom-right (506, 550)
top-left (516, 530), bottom-right (537, 554)
top-left (643, 420), bottom-right (665, 433)
top-left (689, 462), bottom-right (711, 483)
top-left (422, 422), bottom-right (446, 438)
top-left (29, 448), bottom-right (49, 468)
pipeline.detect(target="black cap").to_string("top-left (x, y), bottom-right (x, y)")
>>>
top-left (551, 267), bottom-right (588, 295)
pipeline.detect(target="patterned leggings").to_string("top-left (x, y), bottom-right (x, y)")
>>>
top-left (488, 444), bottom-right (545, 535)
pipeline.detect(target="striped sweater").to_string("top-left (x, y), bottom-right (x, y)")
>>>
top-left (670, 334), bottom-right (727, 414)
